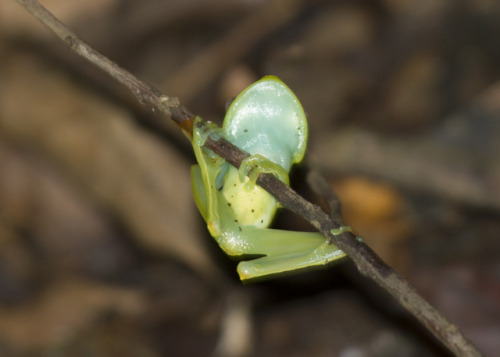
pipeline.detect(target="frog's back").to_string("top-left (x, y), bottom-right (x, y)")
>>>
top-left (219, 76), bottom-right (308, 229)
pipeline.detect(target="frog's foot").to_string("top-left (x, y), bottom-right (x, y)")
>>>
top-left (330, 225), bottom-right (364, 243)
top-left (194, 117), bottom-right (225, 160)
top-left (239, 154), bottom-right (289, 190)
top-left (236, 238), bottom-right (346, 282)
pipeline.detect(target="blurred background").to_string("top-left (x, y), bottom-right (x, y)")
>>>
top-left (1, 0), bottom-right (499, 356)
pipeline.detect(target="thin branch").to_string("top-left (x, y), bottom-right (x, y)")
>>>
top-left (307, 171), bottom-right (344, 226)
top-left (14, 1), bottom-right (484, 356)
top-left (14, 0), bottom-right (194, 134)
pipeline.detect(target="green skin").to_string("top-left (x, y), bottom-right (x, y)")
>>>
top-left (191, 76), bottom-right (347, 282)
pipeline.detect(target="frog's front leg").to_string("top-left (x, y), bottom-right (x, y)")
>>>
top-left (239, 154), bottom-right (290, 189)
top-left (190, 117), bottom-right (228, 237)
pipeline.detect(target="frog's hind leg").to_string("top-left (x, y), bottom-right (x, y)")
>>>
top-left (226, 228), bottom-right (346, 282)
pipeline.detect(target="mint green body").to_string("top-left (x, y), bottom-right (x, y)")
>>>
top-left (191, 76), bottom-right (346, 281)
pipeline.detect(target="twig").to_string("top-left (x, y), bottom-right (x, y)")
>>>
top-left (14, 1), bottom-right (484, 356)
top-left (307, 171), bottom-right (344, 226)
top-left (14, 0), bottom-right (194, 134)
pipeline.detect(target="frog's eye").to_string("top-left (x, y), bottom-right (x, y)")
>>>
top-left (223, 76), bottom-right (308, 172)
